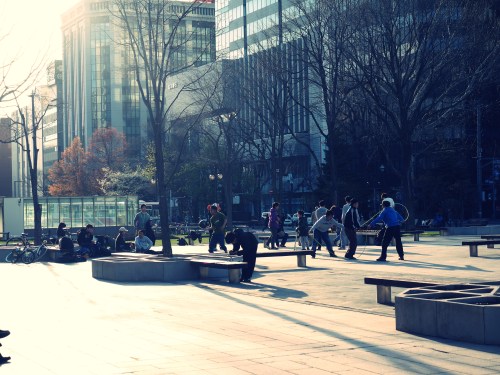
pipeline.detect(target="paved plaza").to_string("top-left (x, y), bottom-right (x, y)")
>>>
top-left (1, 234), bottom-right (500, 374)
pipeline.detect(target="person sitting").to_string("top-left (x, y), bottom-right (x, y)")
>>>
top-left (56, 222), bottom-right (68, 239)
top-left (135, 230), bottom-right (153, 253)
top-left (76, 224), bottom-right (96, 258)
top-left (115, 227), bottom-right (133, 252)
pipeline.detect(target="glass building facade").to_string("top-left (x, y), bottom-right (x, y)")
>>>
top-left (61, 0), bottom-right (216, 159)
top-left (22, 196), bottom-right (137, 230)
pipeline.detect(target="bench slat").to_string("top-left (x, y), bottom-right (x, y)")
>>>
top-left (364, 277), bottom-right (437, 288)
top-left (462, 240), bottom-right (500, 245)
top-left (256, 250), bottom-right (314, 258)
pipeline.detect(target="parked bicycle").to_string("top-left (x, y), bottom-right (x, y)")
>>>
top-left (5, 233), bottom-right (31, 248)
top-left (5, 246), bottom-right (36, 264)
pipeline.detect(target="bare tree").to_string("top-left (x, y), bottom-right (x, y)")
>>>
top-left (348, 0), bottom-right (500, 221)
top-left (284, 0), bottom-right (356, 203)
top-left (0, 88), bottom-right (55, 245)
top-left (112, 0), bottom-right (215, 256)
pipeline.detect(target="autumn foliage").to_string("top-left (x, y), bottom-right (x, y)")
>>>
top-left (48, 128), bottom-right (127, 196)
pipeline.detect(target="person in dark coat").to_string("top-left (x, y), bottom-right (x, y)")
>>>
top-left (343, 199), bottom-right (361, 260)
top-left (144, 219), bottom-right (156, 246)
top-left (56, 222), bottom-right (68, 239)
top-left (115, 227), bottom-right (133, 252)
top-left (225, 229), bottom-right (258, 282)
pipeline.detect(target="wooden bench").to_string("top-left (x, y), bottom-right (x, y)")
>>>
top-left (256, 250), bottom-right (313, 267)
top-left (364, 277), bottom-right (438, 305)
top-left (481, 235), bottom-right (500, 241)
top-left (462, 240), bottom-right (500, 257)
top-left (189, 259), bottom-right (247, 283)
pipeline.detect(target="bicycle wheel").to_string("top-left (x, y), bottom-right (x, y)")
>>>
top-left (5, 251), bottom-right (16, 263)
top-left (5, 237), bottom-right (25, 247)
top-left (34, 245), bottom-right (48, 261)
top-left (22, 250), bottom-right (36, 264)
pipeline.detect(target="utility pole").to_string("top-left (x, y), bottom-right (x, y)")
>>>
top-left (477, 103), bottom-right (482, 219)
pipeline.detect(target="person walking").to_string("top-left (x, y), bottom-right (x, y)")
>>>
top-left (310, 210), bottom-right (343, 258)
top-left (226, 229), bottom-right (258, 282)
top-left (296, 210), bottom-right (310, 250)
top-left (370, 200), bottom-right (405, 261)
top-left (208, 204), bottom-right (228, 253)
top-left (265, 202), bottom-right (280, 249)
top-left (344, 199), bottom-right (361, 260)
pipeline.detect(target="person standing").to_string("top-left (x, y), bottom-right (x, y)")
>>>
top-left (296, 210), bottom-right (310, 250)
top-left (134, 204), bottom-right (151, 235)
top-left (310, 210), bottom-right (343, 258)
top-left (265, 202), bottom-right (280, 249)
top-left (144, 219), bottom-right (156, 246)
top-left (312, 200), bottom-right (327, 251)
top-left (226, 229), bottom-right (258, 282)
top-left (339, 195), bottom-right (352, 250)
top-left (370, 200), bottom-right (405, 261)
top-left (208, 204), bottom-right (228, 253)
top-left (344, 199), bottom-right (361, 260)
top-left (375, 192), bottom-right (395, 245)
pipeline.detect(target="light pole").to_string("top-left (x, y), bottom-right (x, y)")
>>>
top-left (209, 173), bottom-right (223, 203)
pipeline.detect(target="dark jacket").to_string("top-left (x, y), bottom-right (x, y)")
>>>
top-left (77, 228), bottom-right (93, 247)
top-left (343, 206), bottom-right (360, 230)
top-left (231, 231), bottom-right (258, 257)
top-left (297, 216), bottom-right (309, 236)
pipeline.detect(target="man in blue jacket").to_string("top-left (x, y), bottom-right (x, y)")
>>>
top-left (370, 200), bottom-right (405, 261)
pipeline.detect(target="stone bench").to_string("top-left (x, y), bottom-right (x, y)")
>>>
top-left (189, 259), bottom-right (247, 283)
top-left (256, 250), bottom-right (314, 267)
top-left (401, 230), bottom-right (424, 241)
top-left (364, 277), bottom-right (438, 305)
top-left (462, 240), bottom-right (500, 257)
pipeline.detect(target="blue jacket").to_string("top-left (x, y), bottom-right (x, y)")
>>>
top-left (370, 207), bottom-right (404, 228)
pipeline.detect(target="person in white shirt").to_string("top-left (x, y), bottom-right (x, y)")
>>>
top-left (310, 210), bottom-right (344, 258)
top-left (339, 195), bottom-right (352, 250)
top-left (135, 230), bottom-right (153, 253)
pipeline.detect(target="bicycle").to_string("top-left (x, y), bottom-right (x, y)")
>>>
top-left (5, 233), bottom-right (31, 248)
top-left (5, 246), bottom-right (36, 264)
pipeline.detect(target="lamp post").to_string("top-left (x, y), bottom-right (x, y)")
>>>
top-left (209, 173), bottom-right (223, 203)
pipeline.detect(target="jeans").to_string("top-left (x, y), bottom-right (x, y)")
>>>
top-left (265, 227), bottom-right (278, 248)
top-left (209, 233), bottom-right (227, 252)
top-left (312, 229), bottom-right (334, 255)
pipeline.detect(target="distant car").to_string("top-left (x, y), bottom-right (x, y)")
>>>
top-left (283, 214), bottom-right (293, 226)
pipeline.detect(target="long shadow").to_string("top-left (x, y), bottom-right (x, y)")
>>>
top-left (225, 280), bottom-right (308, 299)
top-left (195, 285), bottom-right (470, 374)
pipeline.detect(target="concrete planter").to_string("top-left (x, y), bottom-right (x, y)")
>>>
top-left (396, 283), bottom-right (500, 345)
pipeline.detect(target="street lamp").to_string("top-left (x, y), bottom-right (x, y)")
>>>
top-left (209, 173), bottom-right (223, 202)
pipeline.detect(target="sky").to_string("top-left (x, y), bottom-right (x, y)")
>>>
top-left (0, 0), bottom-right (80, 107)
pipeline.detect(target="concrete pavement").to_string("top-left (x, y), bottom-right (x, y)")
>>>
top-left (0, 234), bottom-right (499, 374)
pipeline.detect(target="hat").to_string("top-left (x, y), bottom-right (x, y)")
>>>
top-left (119, 227), bottom-right (128, 232)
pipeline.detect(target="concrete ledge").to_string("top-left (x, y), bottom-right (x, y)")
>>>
top-left (91, 253), bottom-right (242, 283)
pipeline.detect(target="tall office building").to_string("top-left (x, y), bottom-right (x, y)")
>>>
top-left (61, 0), bottom-right (215, 159)
top-left (216, 0), bottom-right (319, 211)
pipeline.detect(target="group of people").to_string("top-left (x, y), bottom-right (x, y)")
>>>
top-left (265, 192), bottom-right (406, 262)
top-left (55, 203), bottom-right (158, 257)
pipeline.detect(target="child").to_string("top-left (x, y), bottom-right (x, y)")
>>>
top-left (296, 210), bottom-right (310, 250)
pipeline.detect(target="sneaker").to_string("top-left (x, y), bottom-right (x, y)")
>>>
top-left (399, 257), bottom-right (405, 261)
top-left (329, 252), bottom-right (337, 258)
top-left (376, 258), bottom-right (387, 262)
top-left (208, 250), bottom-right (215, 253)
top-left (345, 255), bottom-right (357, 260)
top-left (0, 330), bottom-right (10, 339)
